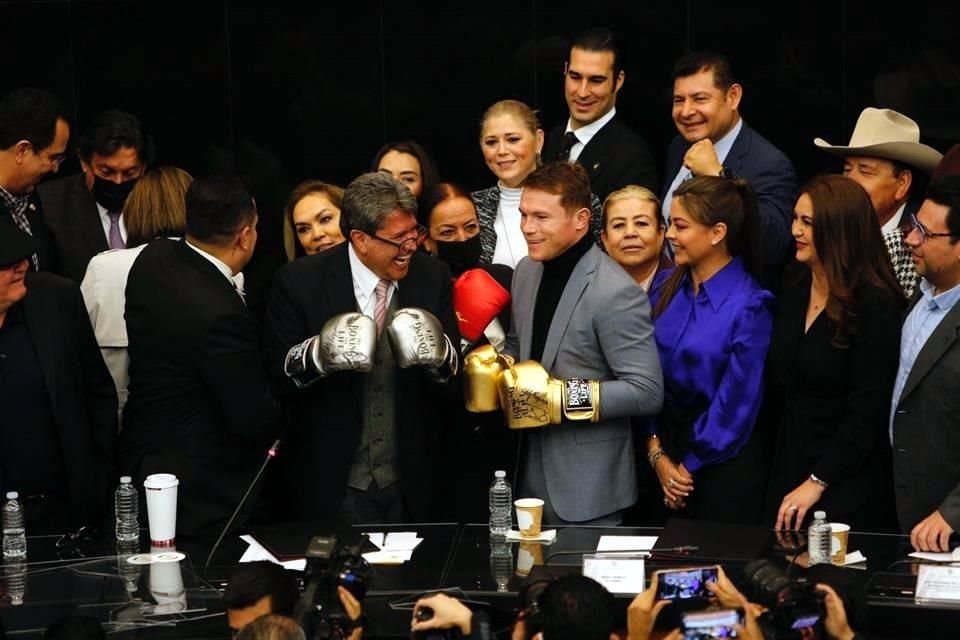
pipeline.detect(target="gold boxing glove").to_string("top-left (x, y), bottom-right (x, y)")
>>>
top-left (463, 345), bottom-right (515, 412)
top-left (497, 361), bottom-right (601, 429)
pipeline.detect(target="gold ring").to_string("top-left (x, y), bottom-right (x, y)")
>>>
top-left (668, 478), bottom-right (676, 488)
top-left (788, 505), bottom-right (799, 512)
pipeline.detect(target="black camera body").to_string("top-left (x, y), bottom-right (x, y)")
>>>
top-left (295, 534), bottom-right (372, 640)
top-left (744, 559), bottom-right (826, 640)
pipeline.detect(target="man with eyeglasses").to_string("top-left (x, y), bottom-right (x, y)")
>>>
top-left (890, 177), bottom-right (960, 553)
top-left (0, 87), bottom-right (70, 272)
top-left (814, 107), bottom-right (943, 297)
top-left (0, 214), bottom-right (117, 535)
top-left (265, 172), bottom-right (459, 524)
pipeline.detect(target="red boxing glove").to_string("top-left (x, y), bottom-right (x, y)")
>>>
top-left (453, 268), bottom-right (511, 343)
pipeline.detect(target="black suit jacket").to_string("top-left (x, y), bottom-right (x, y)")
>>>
top-left (264, 242), bottom-right (460, 521)
top-left (121, 238), bottom-right (280, 539)
top-left (37, 173), bottom-right (108, 284)
top-left (0, 191), bottom-right (56, 272)
top-left (542, 115), bottom-right (658, 201)
top-left (19, 272), bottom-right (117, 528)
top-left (892, 290), bottom-right (960, 533)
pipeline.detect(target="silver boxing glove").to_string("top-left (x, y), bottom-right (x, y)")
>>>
top-left (283, 312), bottom-right (378, 388)
top-left (385, 307), bottom-right (458, 379)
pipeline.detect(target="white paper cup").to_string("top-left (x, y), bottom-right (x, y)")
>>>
top-left (149, 544), bottom-right (186, 614)
top-left (144, 474), bottom-right (179, 547)
top-left (515, 498), bottom-right (545, 538)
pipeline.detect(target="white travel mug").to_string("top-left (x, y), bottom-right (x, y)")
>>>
top-left (143, 474), bottom-right (179, 547)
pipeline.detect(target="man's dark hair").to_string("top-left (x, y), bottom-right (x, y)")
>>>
top-left (223, 561), bottom-right (300, 616)
top-left (522, 161), bottom-right (593, 213)
top-left (43, 614), bottom-right (105, 640)
top-left (570, 27), bottom-right (624, 76)
top-left (536, 575), bottom-right (615, 640)
top-left (672, 51), bottom-right (737, 91)
top-left (185, 175), bottom-right (257, 245)
top-left (78, 109), bottom-right (153, 165)
top-left (0, 87), bottom-right (67, 150)
top-left (926, 176), bottom-right (960, 243)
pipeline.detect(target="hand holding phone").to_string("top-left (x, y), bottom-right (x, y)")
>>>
top-left (681, 608), bottom-right (742, 639)
top-left (654, 566), bottom-right (720, 601)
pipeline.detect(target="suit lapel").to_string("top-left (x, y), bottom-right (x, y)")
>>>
top-left (326, 244), bottom-right (361, 315)
top-left (576, 120), bottom-right (615, 180)
top-left (75, 177), bottom-right (110, 254)
top-left (540, 246), bottom-right (598, 370)
top-left (899, 304), bottom-right (960, 403)
top-left (173, 240), bottom-right (246, 311)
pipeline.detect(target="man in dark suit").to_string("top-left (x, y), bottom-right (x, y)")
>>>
top-left (0, 87), bottom-right (70, 273)
top-left (663, 52), bottom-right (797, 288)
top-left (541, 28), bottom-right (657, 200)
top-left (0, 215), bottom-right (116, 534)
top-left (890, 177), bottom-right (960, 552)
top-left (122, 176), bottom-right (279, 540)
top-left (40, 109), bottom-right (150, 283)
top-left (265, 172), bottom-right (459, 524)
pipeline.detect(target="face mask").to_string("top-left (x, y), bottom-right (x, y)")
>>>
top-left (91, 175), bottom-right (138, 211)
top-left (435, 234), bottom-right (482, 276)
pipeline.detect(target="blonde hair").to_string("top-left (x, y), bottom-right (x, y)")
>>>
top-left (601, 185), bottom-right (662, 228)
top-left (125, 167), bottom-right (193, 246)
top-left (480, 99), bottom-right (541, 139)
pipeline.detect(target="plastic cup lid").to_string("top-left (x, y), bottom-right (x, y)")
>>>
top-left (143, 473), bottom-right (179, 489)
top-left (5, 491), bottom-right (17, 499)
top-left (120, 476), bottom-right (132, 484)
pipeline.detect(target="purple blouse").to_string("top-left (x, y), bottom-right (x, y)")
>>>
top-left (644, 257), bottom-right (774, 473)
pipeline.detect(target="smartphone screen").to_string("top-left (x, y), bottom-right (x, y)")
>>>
top-left (681, 608), bottom-right (741, 639)
top-left (656, 566), bottom-right (719, 600)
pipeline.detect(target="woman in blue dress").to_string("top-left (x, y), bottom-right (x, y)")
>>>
top-left (642, 176), bottom-right (774, 523)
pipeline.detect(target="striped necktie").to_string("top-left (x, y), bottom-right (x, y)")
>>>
top-left (373, 279), bottom-right (390, 334)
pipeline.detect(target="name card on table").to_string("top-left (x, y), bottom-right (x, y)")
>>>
top-left (582, 553), bottom-right (646, 594)
top-left (915, 565), bottom-right (960, 605)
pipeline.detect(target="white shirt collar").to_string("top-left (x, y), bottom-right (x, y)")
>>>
top-left (185, 240), bottom-right (242, 290)
top-left (347, 242), bottom-right (398, 310)
top-left (881, 203), bottom-right (907, 236)
top-left (565, 106), bottom-right (617, 147)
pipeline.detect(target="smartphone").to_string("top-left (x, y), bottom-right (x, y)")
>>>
top-left (681, 608), bottom-right (742, 639)
top-left (655, 566), bottom-right (720, 600)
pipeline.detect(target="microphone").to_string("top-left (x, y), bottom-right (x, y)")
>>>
top-left (203, 439), bottom-right (281, 578)
top-left (544, 545), bottom-right (699, 564)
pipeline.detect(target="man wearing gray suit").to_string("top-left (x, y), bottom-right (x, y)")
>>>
top-left (891, 177), bottom-right (960, 552)
top-left (465, 162), bottom-right (663, 524)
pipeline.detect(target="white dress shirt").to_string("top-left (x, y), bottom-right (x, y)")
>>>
top-left (185, 240), bottom-right (245, 296)
top-left (96, 201), bottom-right (128, 246)
top-left (881, 203), bottom-right (907, 236)
top-left (348, 243), bottom-right (397, 315)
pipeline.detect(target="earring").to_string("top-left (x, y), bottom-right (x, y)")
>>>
top-left (711, 240), bottom-right (718, 246)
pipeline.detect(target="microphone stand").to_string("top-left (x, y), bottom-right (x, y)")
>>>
top-left (203, 439), bottom-right (281, 580)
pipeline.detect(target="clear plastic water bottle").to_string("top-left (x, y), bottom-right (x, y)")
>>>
top-left (489, 470), bottom-right (512, 535)
top-left (2, 491), bottom-right (26, 559)
top-left (807, 510), bottom-right (831, 565)
top-left (115, 476), bottom-right (140, 543)
top-left (4, 559), bottom-right (26, 605)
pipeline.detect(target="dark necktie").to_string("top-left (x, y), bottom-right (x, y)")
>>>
top-left (558, 132), bottom-right (580, 161)
top-left (107, 211), bottom-right (125, 250)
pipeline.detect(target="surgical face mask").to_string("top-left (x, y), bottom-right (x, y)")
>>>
top-left (435, 234), bottom-right (482, 276)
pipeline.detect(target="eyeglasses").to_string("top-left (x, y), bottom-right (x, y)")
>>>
top-left (366, 224), bottom-right (427, 253)
top-left (909, 213), bottom-right (957, 243)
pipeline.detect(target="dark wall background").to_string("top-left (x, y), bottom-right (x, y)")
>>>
top-left (4, 0), bottom-right (959, 262)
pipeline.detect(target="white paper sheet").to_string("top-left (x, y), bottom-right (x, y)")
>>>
top-left (238, 535), bottom-right (306, 571)
top-left (596, 536), bottom-right (659, 552)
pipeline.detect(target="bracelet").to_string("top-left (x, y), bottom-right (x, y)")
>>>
top-left (648, 448), bottom-right (665, 468)
top-left (809, 473), bottom-right (829, 488)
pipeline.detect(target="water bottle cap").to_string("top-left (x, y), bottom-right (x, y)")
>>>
top-left (120, 476), bottom-right (132, 484)
top-left (5, 491), bottom-right (17, 499)
top-left (494, 470), bottom-right (506, 478)
top-left (814, 510), bottom-right (826, 519)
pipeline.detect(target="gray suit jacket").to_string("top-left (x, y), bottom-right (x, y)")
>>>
top-left (892, 293), bottom-right (960, 533)
top-left (504, 244), bottom-right (664, 520)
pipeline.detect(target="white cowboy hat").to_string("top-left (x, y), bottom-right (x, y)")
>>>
top-left (814, 107), bottom-right (943, 173)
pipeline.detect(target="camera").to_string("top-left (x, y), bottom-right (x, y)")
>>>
top-left (295, 534), bottom-right (372, 640)
top-left (743, 559), bottom-right (825, 640)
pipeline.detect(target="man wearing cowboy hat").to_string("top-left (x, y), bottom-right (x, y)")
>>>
top-left (0, 214), bottom-right (117, 534)
top-left (815, 107), bottom-right (943, 296)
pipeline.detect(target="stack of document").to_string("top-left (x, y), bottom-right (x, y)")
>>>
top-left (238, 535), bottom-right (306, 571)
top-left (361, 531), bottom-right (423, 565)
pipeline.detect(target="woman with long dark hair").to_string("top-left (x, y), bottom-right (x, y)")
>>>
top-left (641, 175), bottom-right (774, 523)
top-left (765, 175), bottom-right (904, 531)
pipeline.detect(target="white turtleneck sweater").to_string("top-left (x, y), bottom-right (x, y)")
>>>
top-left (491, 182), bottom-right (528, 268)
